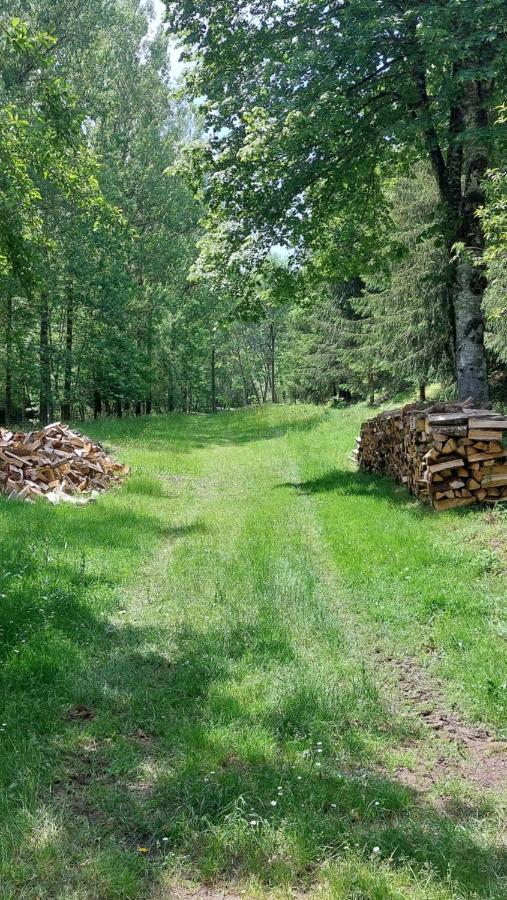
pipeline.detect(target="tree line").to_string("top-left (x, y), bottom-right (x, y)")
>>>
top-left (1, 1), bottom-right (506, 424)
top-left (169, 0), bottom-right (507, 405)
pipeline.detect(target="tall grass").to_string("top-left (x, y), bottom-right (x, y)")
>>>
top-left (0, 406), bottom-right (505, 899)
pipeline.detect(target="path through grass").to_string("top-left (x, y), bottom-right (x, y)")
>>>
top-left (0, 405), bottom-right (505, 899)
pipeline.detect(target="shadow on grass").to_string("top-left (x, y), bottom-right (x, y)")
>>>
top-left (282, 467), bottom-right (490, 523)
top-left (279, 467), bottom-right (429, 511)
top-left (35, 619), bottom-right (507, 897)
top-left (1, 576), bottom-right (505, 896)
top-left (0, 457), bottom-right (504, 897)
top-left (279, 469), bottom-right (496, 612)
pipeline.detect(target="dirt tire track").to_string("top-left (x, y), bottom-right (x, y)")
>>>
top-left (374, 649), bottom-right (507, 793)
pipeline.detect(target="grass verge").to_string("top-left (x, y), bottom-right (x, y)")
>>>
top-left (0, 405), bottom-right (505, 899)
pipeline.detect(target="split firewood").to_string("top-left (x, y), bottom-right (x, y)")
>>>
top-left (355, 401), bottom-right (507, 511)
top-left (0, 422), bottom-right (129, 505)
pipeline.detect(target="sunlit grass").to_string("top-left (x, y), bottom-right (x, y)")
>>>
top-left (0, 405), bottom-right (505, 898)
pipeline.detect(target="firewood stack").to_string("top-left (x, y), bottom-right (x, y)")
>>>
top-left (354, 401), bottom-right (507, 510)
top-left (0, 422), bottom-right (129, 504)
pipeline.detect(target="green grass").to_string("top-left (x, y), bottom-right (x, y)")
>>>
top-left (0, 404), bottom-right (505, 899)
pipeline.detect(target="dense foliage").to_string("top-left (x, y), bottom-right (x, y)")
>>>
top-left (0, 1), bottom-right (506, 422)
top-left (480, 106), bottom-right (507, 379)
top-left (168, 0), bottom-right (507, 403)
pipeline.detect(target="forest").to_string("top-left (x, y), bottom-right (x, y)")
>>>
top-left (1, 3), bottom-right (507, 899)
top-left (1, 0), bottom-right (506, 424)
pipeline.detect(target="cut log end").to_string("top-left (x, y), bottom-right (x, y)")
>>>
top-left (356, 401), bottom-right (507, 512)
top-left (0, 422), bottom-right (128, 505)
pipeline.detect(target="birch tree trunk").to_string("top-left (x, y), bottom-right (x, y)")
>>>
top-left (454, 261), bottom-right (488, 402)
top-left (167, 373), bottom-right (175, 411)
top-left (454, 82), bottom-right (489, 403)
top-left (416, 61), bottom-right (491, 403)
top-left (449, 84), bottom-right (490, 403)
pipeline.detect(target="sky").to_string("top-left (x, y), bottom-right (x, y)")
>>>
top-left (139, 0), bottom-right (185, 80)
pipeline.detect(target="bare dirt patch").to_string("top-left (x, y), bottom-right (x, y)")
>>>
top-left (374, 649), bottom-right (507, 794)
top-left (66, 704), bottom-right (95, 721)
top-left (154, 889), bottom-right (245, 900)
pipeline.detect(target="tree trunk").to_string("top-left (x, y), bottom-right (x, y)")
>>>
top-left (39, 295), bottom-right (52, 426)
top-left (211, 344), bottom-right (217, 413)
top-left (269, 321), bottom-right (277, 403)
top-left (445, 84), bottom-right (489, 402)
top-left (61, 293), bottom-right (73, 420)
top-left (167, 376), bottom-right (175, 411)
top-left (135, 401), bottom-right (142, 416)
top-left (5, 295), bottom-right (13, 425)
top-left (115, 399), bottom-right (122, 418)
top-left (419, 382), bottom-right (426, 402)
top-left (453, 87), bottom-right (490, 402)
top-left (250, 377), bottom-right (261, 404)
top-left (415, 61), bottom-right (490, 403)
top-left (236, 343), bottom-right (250, 405)
top-left (454, 262), bottom-right (488, 402)
top-left (145, 309), bottom-right (153, 415)
top-left (93, 390), bottom-right (102, 419)
top-left (367, 372), bottom-right (374, 406)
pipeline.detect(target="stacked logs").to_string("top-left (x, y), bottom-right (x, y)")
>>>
top-left (354, 402), bottom-right (507, 510)
top-left (0, 422), bottom-right (128, 504)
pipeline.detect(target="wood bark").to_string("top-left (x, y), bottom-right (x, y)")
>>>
top-left (356, 402), bottom-right (507, 510)
top-left (235, 341), bottom-right (250, 405)
top-left (145, 309), bottom-right (153, 415)
top-left (93, 390), bottom-right (102, 419)
top-left (211, 343), bottom-right (217, 413)
top-left (411, 53), bottom-right (491, 403)
top-left (269, 321), bottom-right (277, 403)
top-left (5, 295), bottom-right (13, 425)
top-left (250, 376), bottom-right (261, 404)
top-left (368, 372), bottom-right (375, 407)
top-left (454, 261), bottom-right (488, 403)
top-left (61, 292), bottom-right (73, 421)
top-left (452, 82), bottom-right (490, 403)
top-left (39, 295), bottom-right (52, 426)
top-left (167, 374), bottom-right (175, 411)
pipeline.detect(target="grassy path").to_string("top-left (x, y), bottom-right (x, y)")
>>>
top-left (0, 406), bottom-right (506, 899)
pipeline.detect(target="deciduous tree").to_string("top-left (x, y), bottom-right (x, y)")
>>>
top-left (168, 0), bottom-right (507, 401)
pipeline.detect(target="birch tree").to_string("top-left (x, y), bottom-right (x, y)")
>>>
top-left (168, 0), bottom-right (507, 401)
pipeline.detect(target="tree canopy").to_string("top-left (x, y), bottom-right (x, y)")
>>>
top-left (168, 0), bottom-right (507, 401)
top-left (0, 1), bottom-right (506, 422)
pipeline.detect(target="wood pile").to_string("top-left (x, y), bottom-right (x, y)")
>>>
top-left (354, 401), bottom-right (507, 510)
top-left (0, 422), bottom-right (128, 504)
